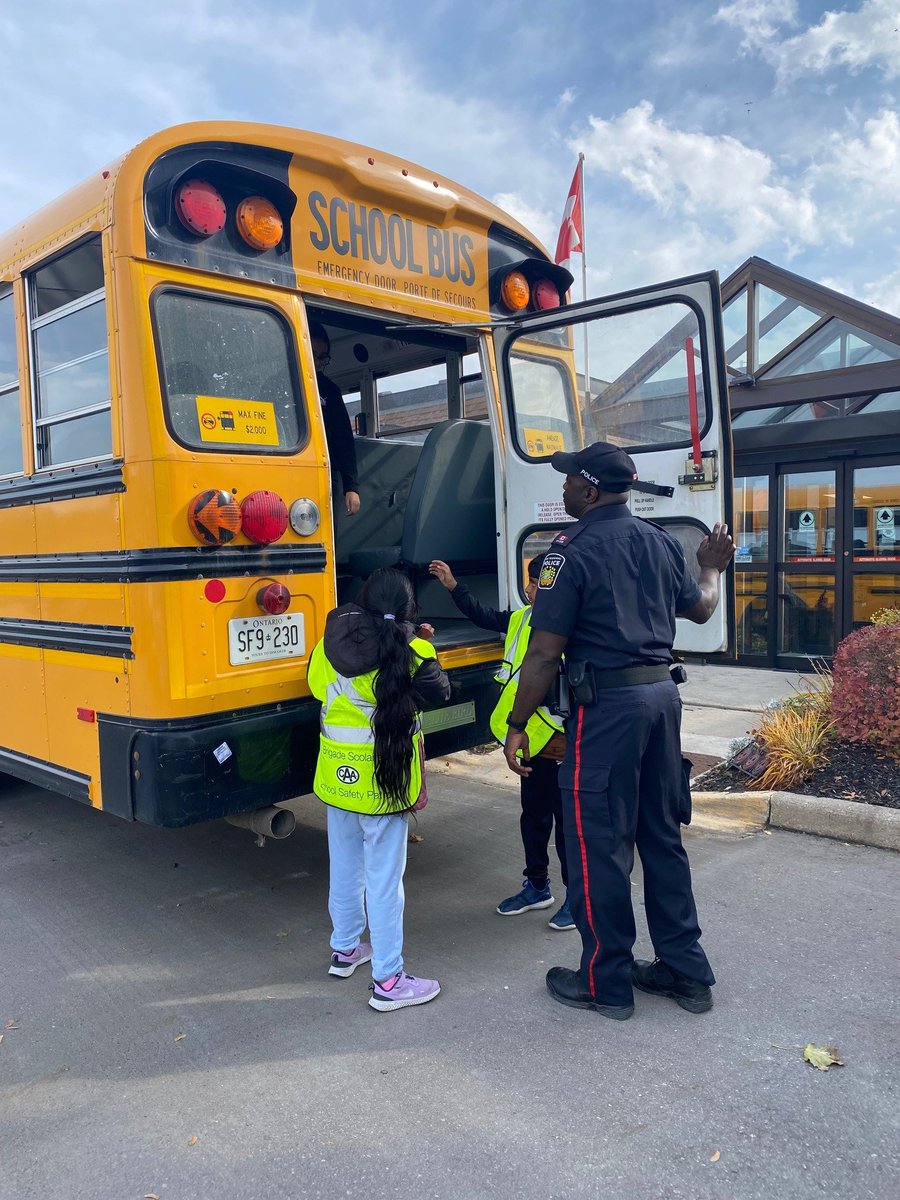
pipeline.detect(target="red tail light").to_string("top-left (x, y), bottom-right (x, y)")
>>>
top-left (175, 179), bottom-right (227, 237)
top-left (240, 490), bottom-right (288, 543)
top-left (257, 582), bottom-right (291, 614)
top-left (532, 278), bottom-right (561, 310)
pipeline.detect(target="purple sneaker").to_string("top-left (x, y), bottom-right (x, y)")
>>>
top-left (328, 942), bottom-right (373, 978)
top-left (368, 970), bottom-right (441, 1012)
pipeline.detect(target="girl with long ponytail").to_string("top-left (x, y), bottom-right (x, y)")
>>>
top-left (307, 568), bottom-right (450, 1011)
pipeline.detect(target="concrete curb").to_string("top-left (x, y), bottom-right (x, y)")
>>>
top-left (432, 753), bottom-right (900, 853)
top-left (691, 790), bottom-right (900, 853)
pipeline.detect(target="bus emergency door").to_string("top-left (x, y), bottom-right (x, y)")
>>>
top-left (492, 271), bottom-right (734, 655)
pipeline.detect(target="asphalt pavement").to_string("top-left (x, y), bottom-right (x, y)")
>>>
top-left (1, 761), bottom-right (898, 1200)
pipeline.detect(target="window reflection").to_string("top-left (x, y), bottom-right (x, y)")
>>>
top-left (852, 465), bottom-right (900, 560)
top-left (734, 475), bottom-right (769, 563)
top-left (780, 471), bottom-right (836, 562)
top-left (778, 573), bottom-right (835, 657)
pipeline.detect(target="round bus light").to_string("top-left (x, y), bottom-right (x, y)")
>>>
top-left (532, 278), bottom-right (561, 310)
top-left (240, 490), bottom-right (288, 543)
top-left (500, 270), bottom-right (530, 313)
top-left (187, 489), bottom-right (242, 545)
top-left (204, 579), bottom-right (227, 603)
top-left (256, 582), bottom-right (291, 615)
top-left (236, 195), bottom-right (283, 251)
top-left (175, 179), bottom-right (227, 237)
top-left (289, 497), bottom-right (320, 537)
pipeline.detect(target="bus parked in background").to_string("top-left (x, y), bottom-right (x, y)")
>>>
top-left (0, 123), bottom-right (732, 828)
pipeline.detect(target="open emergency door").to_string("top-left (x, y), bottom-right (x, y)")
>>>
top-left (492, 271), bottom-right (734, 655)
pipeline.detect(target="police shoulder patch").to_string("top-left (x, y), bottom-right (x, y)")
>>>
top-left (538, 552), bottom-right (566, 589)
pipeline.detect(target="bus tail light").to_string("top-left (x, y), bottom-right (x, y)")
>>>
top-left (500, 270), bottom-right (530, 313)
top-left (175, 179), bottom-right (227, 237)
top-left (236, 196), bottom-right (284, 250)
top-left (240, 491), bottom-right (288, 543)
top-left (532, 278), bottom-right (561, 310)
top-left (257, 582), bottom-right (291, 614)
top-left (187, 489), bottom-right (243, 545)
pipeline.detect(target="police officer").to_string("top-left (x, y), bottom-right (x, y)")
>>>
top-left (503, 441), bottom-right (735, 1021)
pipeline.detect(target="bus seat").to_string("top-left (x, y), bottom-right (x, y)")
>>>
top-left (348, 420), bottom-right (496, 578)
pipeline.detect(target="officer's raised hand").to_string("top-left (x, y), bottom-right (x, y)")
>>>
top-left (696, 522), bottom-right (735, 572)
top-left (682, 522), bottom-right (735, 624)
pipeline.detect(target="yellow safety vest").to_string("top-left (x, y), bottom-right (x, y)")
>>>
top-left (488, 606), bottom-right (564, 754)
top-left (307, 636), bottom-right (436, 814)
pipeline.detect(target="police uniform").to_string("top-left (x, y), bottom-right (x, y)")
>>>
top-left (528, 446), bottom-right (716, 1010)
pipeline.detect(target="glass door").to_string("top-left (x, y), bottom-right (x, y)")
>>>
top-left (776, 467), bottom-right (838, 664)
top-left (846, 461), bottom-right (900, 630)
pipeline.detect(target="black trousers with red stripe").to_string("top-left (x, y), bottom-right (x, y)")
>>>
top-left (559, 679), bottom-right (714, 1007)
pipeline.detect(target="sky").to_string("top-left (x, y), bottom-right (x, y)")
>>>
top-left (2, 0), bottom-right (900, 312)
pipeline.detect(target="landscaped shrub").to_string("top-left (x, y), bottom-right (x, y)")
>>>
top-left (870, 607), bottom-right (900, 627)
top-left (831, 625), bottom-right (900, 756)
top-left (754, 705), bottom-right (834, 791)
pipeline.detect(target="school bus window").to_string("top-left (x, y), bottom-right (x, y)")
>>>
top-left (508, 351), bottom-right (576, 458)
top-left (154, 291), bottom-right (304, 453)
top-left (461, 351), bottom-right (488, 421)
top-left (375, 362), bottom-right (449, 437)
top-left (0, 289), bottom-right (23, 478)
top-left (28, 238), bottom-right (111, 469)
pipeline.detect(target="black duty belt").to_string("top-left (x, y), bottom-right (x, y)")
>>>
top-left (592, 664), bottom-right (672, 689)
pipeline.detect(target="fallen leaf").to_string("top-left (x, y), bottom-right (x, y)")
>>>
top-left (408, 832), bottom-right (425, 843)
top-left (276, 931), bottom-right (289, 939)
top-left (144, 1193), bottom-right (161, 1199)
top-left (5, 1020), bottom-right (18, 1030)
top-left (188, 1135), bottom-right (199, 1147)
top-left (709, 1150), bottom-right (721, 1163)
top-left (803, 1043), bottom-right (844, 1071)
top-left (174, 1033), bottom-right (186, 1041)
top-left (0, 1034), bottom-right (4, 1045)
top-left (763, 829), bottom-right (773, 836)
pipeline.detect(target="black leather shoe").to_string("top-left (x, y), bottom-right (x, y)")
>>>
top-left (546, 967), bottom-right (634, 1020)
top-left (632, 958), bottom-right (713, 1013)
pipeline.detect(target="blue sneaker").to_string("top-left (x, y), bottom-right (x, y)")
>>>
top-left (496, 880), bottom-right (554, 916)
top-left (547, 897), bottom-right (576, 931)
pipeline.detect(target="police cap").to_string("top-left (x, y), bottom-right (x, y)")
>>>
top-left (550, 441), bottom-right (638, 493)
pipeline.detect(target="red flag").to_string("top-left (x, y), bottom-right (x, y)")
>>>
top-left (555, 159), bottom-right (584, 267)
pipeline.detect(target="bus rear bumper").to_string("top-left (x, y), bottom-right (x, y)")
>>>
top-left (98, 662), bottom-right (499, 827)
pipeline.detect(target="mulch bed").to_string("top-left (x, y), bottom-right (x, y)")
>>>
top-left (695, 740), bottom-right (899, 810)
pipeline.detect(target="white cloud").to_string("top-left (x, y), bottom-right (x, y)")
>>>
top-left (862, 268), bottom-right (900, 314)
top-left (825, 108), bottom-right (900, 196)
top-left (578, 102), bottom-right (819, 260)
top-left (490, 193), bottom-right (557, 253)
top-left (715, 0), bottom-right (799, 51)
top-left (719, 0), bottom-right (900, 82)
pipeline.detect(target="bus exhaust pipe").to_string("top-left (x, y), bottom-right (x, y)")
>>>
top-left (225, 806), bottom-right (296, 844)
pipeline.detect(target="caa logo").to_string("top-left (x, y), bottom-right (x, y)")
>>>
top-left (336, 765), bottom-right (360, 785)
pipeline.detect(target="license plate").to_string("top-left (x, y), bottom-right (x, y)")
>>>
top-left (228, 613), bottom-right (305, 665)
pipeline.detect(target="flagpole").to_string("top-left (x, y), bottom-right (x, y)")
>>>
top-left (578, 152), bottom-right (591, 414)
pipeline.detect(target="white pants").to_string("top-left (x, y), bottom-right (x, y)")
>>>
top-left (326, 806), bottom-right (409, 981)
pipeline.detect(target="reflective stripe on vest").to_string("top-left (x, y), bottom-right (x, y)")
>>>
top-left (307, 636), bottom-right (434, 813)
top-left (489, 607), bottom-right (564, 754)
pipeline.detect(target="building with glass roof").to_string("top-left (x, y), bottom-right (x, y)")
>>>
top-left (723, 258), bottom-right (900, 667)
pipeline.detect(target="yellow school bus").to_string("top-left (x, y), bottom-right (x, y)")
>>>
top-left (0, 122), bottom-right (732, 828)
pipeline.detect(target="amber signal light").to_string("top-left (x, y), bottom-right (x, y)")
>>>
top-left (187, 489), bottom-right (243, 545)
top-left (500, 270), bottom-right (530, 313)
top-left (236, 195), bottom-right (284, 250)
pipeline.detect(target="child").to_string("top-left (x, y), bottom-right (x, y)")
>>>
top-left (428, 556), bottom-right (574, 931)
top-left (307, 568), bottom-right (450, 1011)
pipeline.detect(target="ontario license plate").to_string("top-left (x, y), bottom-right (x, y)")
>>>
top-left (228, 613), bottom-right (305, 665)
